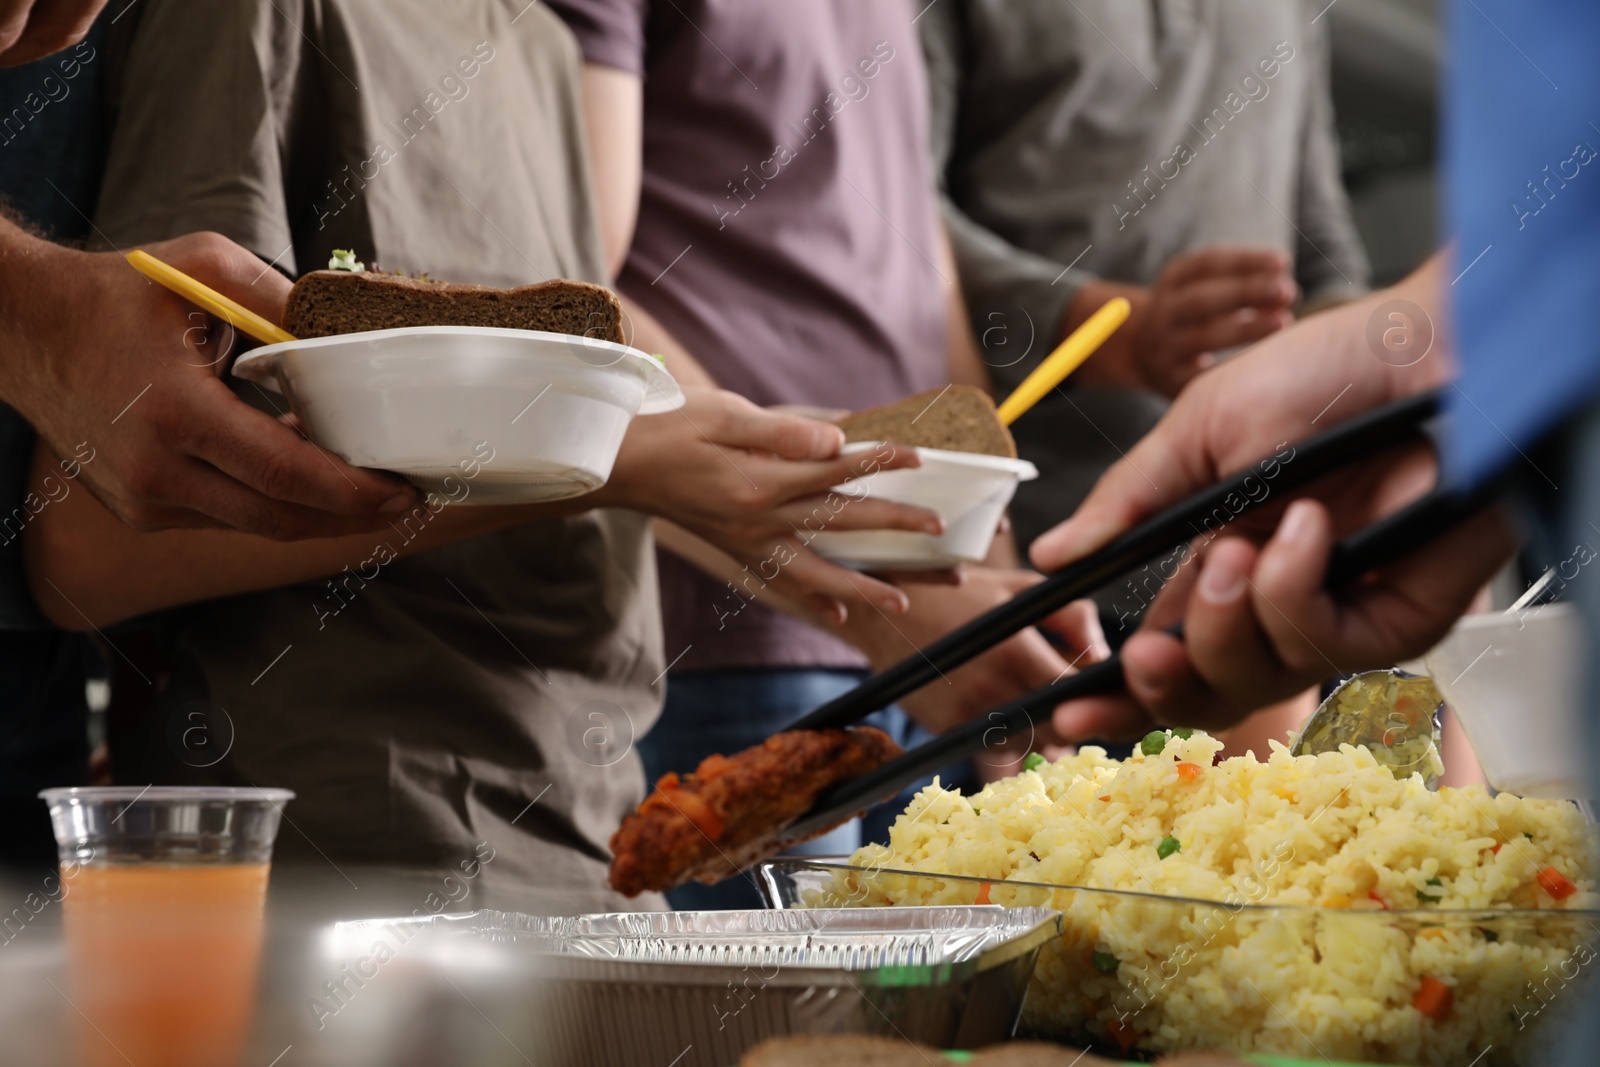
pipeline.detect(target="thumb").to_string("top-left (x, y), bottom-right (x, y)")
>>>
top-left (1029, 456), bottom-right (1163, 573)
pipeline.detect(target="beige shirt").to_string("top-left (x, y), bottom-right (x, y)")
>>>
top-left (96, 0), bottom-right (662, 915)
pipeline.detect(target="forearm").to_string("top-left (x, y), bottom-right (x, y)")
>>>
top-left (578, 62), bottom-right (643, 279)
top-left (618, 294), bottom-right (718, 388)
top-left (939, 222), bottom-right (990, 392)
top-left (23, 444), bottom-right (585, 629)
top-left (0, 216), bottom-right (73, 414)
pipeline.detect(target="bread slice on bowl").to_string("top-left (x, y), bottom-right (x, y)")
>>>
top-left (283, 270), bottom-right (624, 342)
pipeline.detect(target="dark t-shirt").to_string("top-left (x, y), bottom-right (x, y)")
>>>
top-left (0, 26), bottom-right (108, 866)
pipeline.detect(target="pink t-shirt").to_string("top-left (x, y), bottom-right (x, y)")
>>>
top-left (550, 0), bottom-right (949, 671)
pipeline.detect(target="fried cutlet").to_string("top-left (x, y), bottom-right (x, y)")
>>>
top-left (607, 726), bottom-right (902, 897)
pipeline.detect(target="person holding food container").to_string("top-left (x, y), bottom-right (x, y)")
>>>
top-left (0, 2), bottom-right (431, 867)
top-left (547, 0), bottom-right (1113, 908)
top-left (917, 0), bottom-right (1375, 767)
top-left (15, 0), bottom-right (980, 913)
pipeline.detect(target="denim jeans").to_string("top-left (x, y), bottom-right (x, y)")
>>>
top-left (640, 667), bottom-right (976, 910)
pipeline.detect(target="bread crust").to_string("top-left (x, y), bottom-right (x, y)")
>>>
top-left (835, 385), bottom-right (1017, 458)
top-left (283, 270), bottom-right (625, 342)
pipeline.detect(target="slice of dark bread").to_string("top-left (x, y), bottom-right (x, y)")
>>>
top-left (835, 385), bottom-right (1016, 459)
top-left (283, 270), bottom-right (625, 343)
top-left (740, 1035), bottom-right (943, 1066)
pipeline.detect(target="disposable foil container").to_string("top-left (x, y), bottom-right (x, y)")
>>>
top-left (320, 907), bottom-right (1060, 1067)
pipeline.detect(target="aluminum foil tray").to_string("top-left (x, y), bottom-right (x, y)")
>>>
top-left (320, 907), bottom-right (1060, 1067)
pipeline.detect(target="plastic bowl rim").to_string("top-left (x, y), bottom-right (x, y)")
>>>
top-left (839, 440), bottom-right (1039, 480)
top-left (230, 325), bottom-right (685, 413)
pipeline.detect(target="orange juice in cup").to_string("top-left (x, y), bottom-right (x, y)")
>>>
top-left (40, 787), bottom-right (293, 1067)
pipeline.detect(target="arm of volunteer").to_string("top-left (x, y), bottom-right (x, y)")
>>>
top-left (22, 444), bottom-right (589, 630)
top-left (1031, 253), bottom-right (1454, 573)
top-left (578, 62), bottom-right (642, 279)
top-left (939, 221), bottom-right (991, 392)
top-left (0, 222), bottom-right (418, 539)
top-left (545, 0), bottom-right (647, 278)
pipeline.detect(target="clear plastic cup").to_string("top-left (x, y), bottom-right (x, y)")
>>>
top-left (39, 786), bottom-right (294, 1067)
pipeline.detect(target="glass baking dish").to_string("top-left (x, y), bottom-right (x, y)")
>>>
top-left (759, 858), bottom-right (1598, 1066)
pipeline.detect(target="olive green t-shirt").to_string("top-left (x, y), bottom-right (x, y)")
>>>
top-left (94, 0), bottom-right (663, 915)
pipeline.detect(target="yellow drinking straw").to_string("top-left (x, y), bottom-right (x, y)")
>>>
top-left (125, 249), bottom-right (298, 346)
top-left (995, 296), bottom-right (1132, 425)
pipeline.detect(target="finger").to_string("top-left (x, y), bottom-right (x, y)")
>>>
top-left (1036, 598), bottom-right (1110, 665)
top-left (1161, 246), bottom-right (1291, 287)
top-left (1028, 425), bottom-right (1205, 572)
top-left (179, 379), bottom-right (418, 523)
top-left (801, 592), bottom-right (849, 627)
top-left (778, 495), bottom-right (944, 536)
top-left (0, 0), bottom-right (35, 51)
top-left (1131, 540), bottom-right (1205, 631)
top-left (144, 232), bottom-right (294, 328)
top-left (774, 543), bottom-right (912, 614)
top-left (1111, 627), bottom-right (1255, 732)
top-left (124, 456), bottom-right (407, 541)
top-left (1051, 692), bottom-right (1158, 743)
top-left (1170, 307), bottom-right (1293, 355)
top-left (1253, 498), bottom-right (1517, 671)
top-left (1166, 273), bottom-right (1299, 325)
top-left (693, 392), bottom-right (845, 460)
top-left (4, 4), bottom-right (98, 68)
top-left (869, 566), bottom-right (965, 586)
top-left (734, 442), bottom-right (924, 509)
top-left (1179, 536), bottom-right (1309, 712)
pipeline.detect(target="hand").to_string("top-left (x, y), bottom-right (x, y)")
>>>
top-left (0, 0), bottom-right (103, 67)
top-left (597, 387), bottom-right (948, 622)
top-left (0, 229), bottom-right (418, 538)
top-left (1071, 247), bottom-right (1297, 398)
top-left (838, 566), bottom-right (1109, 748)
top-left (1083, 501), bottom-right (1512, 737)
top-left (1028, 255), bottom-right (1519, 739)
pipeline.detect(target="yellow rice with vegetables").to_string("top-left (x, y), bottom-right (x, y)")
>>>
top-left (821, 730), bottom-right (1597, 1065)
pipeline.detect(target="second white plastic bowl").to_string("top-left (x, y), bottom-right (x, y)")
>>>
top-left (807, 442), bottom-right (1038, 569)
top-left (1423, 603), bottom-right (1587, 797)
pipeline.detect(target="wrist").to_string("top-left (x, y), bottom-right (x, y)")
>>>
top-left (0, 224), bottom-right (81, 413)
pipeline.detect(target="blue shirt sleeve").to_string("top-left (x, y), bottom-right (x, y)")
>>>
top-left (1444, 0), bottom-right (1600, 487)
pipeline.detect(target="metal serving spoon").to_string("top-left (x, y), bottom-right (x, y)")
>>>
top-left (1288, 565), bottom-right (1562, 786)
top-left (1290, 670), bottom-right (1446, 786)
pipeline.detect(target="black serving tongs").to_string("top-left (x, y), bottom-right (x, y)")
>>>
top-left (776, 387), bottom-right (1506, 843)
top-left (782, 477), bottom-right (1501, 841)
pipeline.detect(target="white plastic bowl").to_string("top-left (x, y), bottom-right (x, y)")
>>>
top-left (1421, 603), bottom-right (1587, 797)
top-left (807, 442), bottom-right (1038, 569)
top-left (233, 326), bottom-right (684, 503)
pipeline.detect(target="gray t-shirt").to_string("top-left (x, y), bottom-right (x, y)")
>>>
top-left (95, 0), bottom-right (663, 915)
top-left (922, 0), bottom-right (1370, 552)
